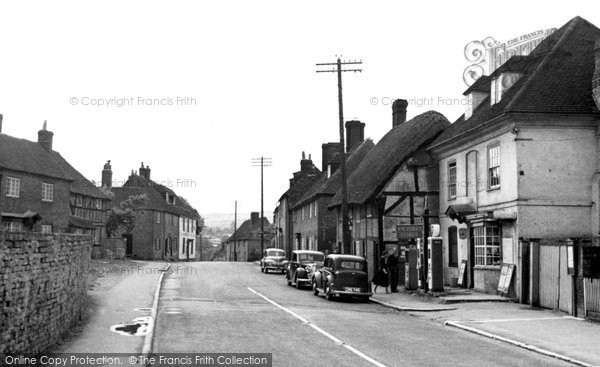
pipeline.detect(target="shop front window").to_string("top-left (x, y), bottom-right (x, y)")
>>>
top-left (473, 224), bottom-right (501, 266)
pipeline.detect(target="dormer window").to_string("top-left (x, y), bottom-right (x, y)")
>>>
top-left (490, 73), bottom-right (522, 105)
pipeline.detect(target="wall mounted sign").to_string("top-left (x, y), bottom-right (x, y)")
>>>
top-left (397, 224), bottom-right (423, 240)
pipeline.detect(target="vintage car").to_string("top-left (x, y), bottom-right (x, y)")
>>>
top-left (312, 254), bottom-right (372, 302)
top-left (260, 248), bottom-right (287, 273)
top-left (286, 250), bottom-right (325, 288)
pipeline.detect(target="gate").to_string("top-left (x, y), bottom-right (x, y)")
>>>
top-left (538, 243), bottom-right (572, 313)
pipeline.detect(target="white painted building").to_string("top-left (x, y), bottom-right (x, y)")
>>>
top-left (179, 216), bottom-right (197, 260)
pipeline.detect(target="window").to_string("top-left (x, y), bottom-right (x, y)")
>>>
top-left (488, 144), bottom-right (500, 189)
top-left (3, 221), bottom-right (22, 232)
top-left (5, 177), bottom-right (20, 197)
top-left (96, 199), bottom-right (102, 209)
top-left (42, 183), bottom-right (54, 202)
top-left (41, 224), bottom-right (52, 234)
top-left (156, 212), bottom-right (161, 224)
top-left (301, 206), bottom-right (305, 221)
top-left (448, 161), bottom-right (457, 199)
top-left (473, 224), bottom-right (501, 266)
top-left (76, 195), bottom-right (83, 207)
top-left (448, 226), bottom-right (458, 267)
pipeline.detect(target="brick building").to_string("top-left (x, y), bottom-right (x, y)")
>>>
top-left (108, 163), bottom-right (202, 261)
top-left (272, 153), bottom-right (321, 258)
top-left (329, 106), bottom-right (449, 280)
top-left (292, 121), bottom-right (374, 255)
top-left (227, 212), bottom-right (272, 262)
top-left (0, 119), bottom-right (109, 241)
top-left (428, 17), bottom-right (600, 315)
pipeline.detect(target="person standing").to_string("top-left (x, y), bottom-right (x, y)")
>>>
top-left (388, 248), bottom-right (400, 293)
top-left (372, 250), bottom-right (390, 294)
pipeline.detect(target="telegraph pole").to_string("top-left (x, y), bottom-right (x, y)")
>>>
top-left (316, 57), bottom-right (362, 254)
top-left (234, 200), bottom-right (238, 262)
top-left (252, 156), bottom-right (272, 256)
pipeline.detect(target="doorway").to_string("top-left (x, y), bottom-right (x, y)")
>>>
top-left (122, 234), bottom-right (133, 257)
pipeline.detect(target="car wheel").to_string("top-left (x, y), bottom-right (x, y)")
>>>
top-left (294, 275), bottom-right (301, 289)
top-left (287, 273), bottom-right (292, 286)
top-left (260, 266), bottom-right (264, 273)
top-left (281, 270), bottom-right (285, 274)
top-left (264, 267), bottom-right (269, 274)
top-left (360, 296), bottom-right (370, 303)
top-left (312, 280), bottom-right (319, 296)
top-left (325, 283), bottom-right (334, 301)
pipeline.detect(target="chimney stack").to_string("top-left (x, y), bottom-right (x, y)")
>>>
top-left (392, 99), bottom-right (408, 127)
top-left (300, 151), bottom-right (313, 171)
top-left (139, 162), bottom-right (151, 180)
top-left (321, 142), bottom-right (341, 173)
top-left (102, 160), bottom-right (113, 188)
top-left (251, 212), bottom-right (259, 224)
top-left (37, 120), bottom-right (53, 151)
top-left (0, 114), bottom-right (3, 133)
top-left (593, 40), bottom-right (600, 110)
top-left (345, 120), bottom-right (365, 152)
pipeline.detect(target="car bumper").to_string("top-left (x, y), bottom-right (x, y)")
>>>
top-left (297, 277), bottom-right (311, 284)
top-left (332, 290), bottom-right (372, 297)
top-left (265, 264), bottom-right (286, 269)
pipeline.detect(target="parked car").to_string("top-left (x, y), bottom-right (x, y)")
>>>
top-left (260, 248), bottom-right (287, 273)
top-left (286, 250), bottom-right (325, 288)
top-left (312, 254), bottom-right (372, 302)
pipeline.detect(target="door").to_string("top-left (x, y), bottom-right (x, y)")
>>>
top-left (122, 234), bottom-right (133, 257)
top-left (468, 229), bottom-right (475, 288)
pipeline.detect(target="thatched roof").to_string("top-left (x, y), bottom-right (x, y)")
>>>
top-left (430, 16), bottom-right (600, 149)
top-left (329, 111), bottom-right (449, 207)
top-left (292, 139), bottom-right (375, 209)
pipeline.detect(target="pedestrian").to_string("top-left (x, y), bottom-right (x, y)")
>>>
top-left (372, 250), bottom-right (390, 294)
top-left (387, 248), bottom-right (399, 293)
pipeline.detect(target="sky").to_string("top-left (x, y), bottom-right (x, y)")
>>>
top-left (1, 1), bottom-right (598, 227)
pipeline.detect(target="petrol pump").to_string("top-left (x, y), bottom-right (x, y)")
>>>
top-left (427, 224), bottom-right (444, 292)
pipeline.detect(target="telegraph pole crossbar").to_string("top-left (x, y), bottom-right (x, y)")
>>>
top-left (316, 57), bottom-right (362, 255)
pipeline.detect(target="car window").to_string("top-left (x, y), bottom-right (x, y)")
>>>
top-left (266, 250), bottom-right (284, 257)
top-left (292, 253), bottom-right (297, 262)
top-left (340, 261), bottom-right (365, 271)
top-left (298, 253), bottom-right (324, 262)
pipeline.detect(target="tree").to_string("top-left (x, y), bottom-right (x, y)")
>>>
top-left (105, 194), bottom-right (148, 238)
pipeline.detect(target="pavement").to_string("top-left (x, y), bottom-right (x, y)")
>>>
top-left (51, 259), bottom-right (168, 355)
top-left (371, 285), bottom-right (600, 367)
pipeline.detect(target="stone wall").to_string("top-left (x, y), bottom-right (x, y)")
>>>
top-left (0, 231), bottom-right (91, 354)
top-left (91, 238), bottom-right (126, 260)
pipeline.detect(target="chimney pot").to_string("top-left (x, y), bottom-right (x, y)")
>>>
top-left (345, 120), bottom-right (365, 152)
top-left (392, 99), bottom-right (408, 127)
top-left (37, 121), bottom-right (54, 151)
top-left (251, 212), bottom-right (259, 224)
top-left (102, 160), bottom-right (113, 188)
top-left (139, 163), bottom-right (151, 180)
top-left (300, 152), bottom-right (313, 171)
top-left (321, 142), bottom-right (341, 173)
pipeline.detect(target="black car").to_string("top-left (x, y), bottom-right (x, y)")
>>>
top-left (286, 250), bottom-right (325, 289)
top-left (312, 254), bottom-right (372, 302)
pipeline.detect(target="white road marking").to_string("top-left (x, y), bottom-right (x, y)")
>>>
top-left (247, 287), bottom-right (387, 367)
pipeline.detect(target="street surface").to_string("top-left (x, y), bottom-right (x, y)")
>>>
top-left (153, 262), bottom-right (572, 367)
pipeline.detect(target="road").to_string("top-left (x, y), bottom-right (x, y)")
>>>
top-left (153, 262), bottom-right (571, 367)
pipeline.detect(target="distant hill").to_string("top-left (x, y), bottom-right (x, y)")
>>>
top-left (203, 212), bottom-right (274, 230)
